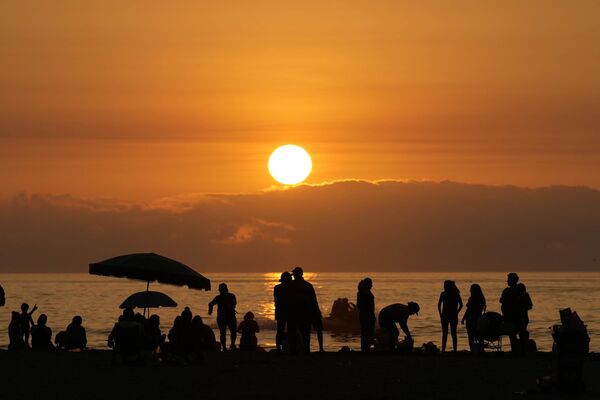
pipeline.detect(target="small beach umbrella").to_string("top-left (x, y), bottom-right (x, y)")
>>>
top-left (120, 291), bottom-right (177, 310)
top-left (89, 252), bottom-right (211, 291)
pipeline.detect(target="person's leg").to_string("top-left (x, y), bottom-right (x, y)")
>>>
top-left (316, 328), bottom-right (324, 352)
top-left (466, 320), bottom-right (475, 350)
top-left (287, 320), bottom-right (299, 354)
top-left (276, 319), bottom-right (286, 351)
top-left (301, 323), bottom-right (311, 354)
top-left (389, 324), bottom-right (399, 350)
top-left (441, 317), bottom-right (449, 353)
top-left (217, 319), bottom-right (227, 350)
top-left (450, 316), bottom-right (458, 352)
top-left (228, 318), bottom-right (237, 349)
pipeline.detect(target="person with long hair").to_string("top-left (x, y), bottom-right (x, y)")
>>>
top-left (461, 283), bottom-right (486, 351)
top-left (437, 280), bottom-right (463, 352)
top-left (357, 278), bottom-right (375, 351)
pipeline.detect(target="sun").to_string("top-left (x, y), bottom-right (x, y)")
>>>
top-left (268, 144), bottom-right (312, 185)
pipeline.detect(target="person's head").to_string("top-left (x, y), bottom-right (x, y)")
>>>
top-left (408, 302), bottom-right (420, 316)
top-left (443, 280), bottom-right (454, 292)
top-left (149, 314), bottom-right (160, 327)
top-left (218, 283), bottom-right (228, 294)
top-left (358, 278), bottom-right (372, 292)
top-left (291, 266), bottom-right (304, 279)
top-left (516, 283), bottom-right (526, 294)
top-left (37, 314), bottom-right (47, 326)
top-left (123, 307), bottom-right (135, 321)
top-left (11, 311), bottom-right (20, 322)
top-left (181, 307), bottom-right (193, 323)
top-left (72, 315), bottom-right (83, 326)
top-left (191, 315), bottom-right (201, 327)
top-left (470, 284), bottom-right (483, 298)
top-left (507, 273), bottom-right (519, 287)
top-left (173, 315), bottom-right (183, 328)
top-left (279, 271), bottom-right (292, 283)
top-left (21, 303), bottom-right (29, 312)
top-left (134, 312), bottom-right (145, 325)
top-left (244, 311), bottom-right (255, 321)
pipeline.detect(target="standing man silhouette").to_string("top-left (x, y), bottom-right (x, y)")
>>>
top-left (208, 283), bottom-right (238, 350)
top-left (500, 272), bottom-right (522, 353)
top-left (274, 271), bottom-right (292, 352)
top-left (288, 267), bottom-right (320, 354)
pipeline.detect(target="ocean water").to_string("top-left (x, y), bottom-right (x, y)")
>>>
top-left (0, 272), bottom-right (597, 352)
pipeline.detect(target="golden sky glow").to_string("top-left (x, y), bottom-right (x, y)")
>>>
top-left (1, 1), bottom-right (599, 199)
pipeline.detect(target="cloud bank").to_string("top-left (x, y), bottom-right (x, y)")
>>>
top-left (1, 180), bottom-right (600, 273)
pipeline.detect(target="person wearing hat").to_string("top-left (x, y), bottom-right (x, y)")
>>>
top-left (288, 266), bottom-right (321, 354)
top-left (273, 272), bottom-right (292, 352)
top-left (378, 302), bottom-right (420, 351)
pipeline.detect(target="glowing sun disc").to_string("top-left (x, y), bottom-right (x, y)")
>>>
top-left (268, 145), bottom-right (312, 185)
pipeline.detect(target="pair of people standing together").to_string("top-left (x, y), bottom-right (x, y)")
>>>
top-left (274, 267), bottom-right (323, 354)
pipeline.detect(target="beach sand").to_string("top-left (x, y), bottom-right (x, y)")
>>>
top-left (0, 350), bottom-right (598, 400)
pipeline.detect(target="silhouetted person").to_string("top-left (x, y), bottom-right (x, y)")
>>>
top-left (0, 284), bottom-right (5, 307)
top-left (20, 303), bottom-right (37, 348)
top-left (64, 316), bottom-right (87, 350)
top-left (180, 307), bottom-right (194, 354)
top-left (108, 308), bottom-right (142, 362)
top-left (357, 278), bottom-right (375, 352)
top-left (516, 283), bottom-right (533, 351)
top-left (144, 314), bottom-right (164, 353)
top-left (462, 283), bottom-right (486, 351)
top-left (288, 266), bottom-right (320, 354)
top-left (274, 271), bottom-right (292, 352)
top-left (378, 302), bottom-right (420, 351)
top-left (31, 314), bottom-right (53, 351)
top-left (500, 272), bottom-right (523, 353)
top-left (168, 315), bottom-right (185, 355)
top-left (238, 311), bottom-right (260, 351)
top-left (437, 280), bottom-right (463, 352)
top-left (209, 283), bottom-right (238, 350)
top-left (191, 315), bottom-right (216, 353)
top-left (8, 311), bottom-right (25, 350)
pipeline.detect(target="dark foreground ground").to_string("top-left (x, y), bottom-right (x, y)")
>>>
top-left (0, 350), bottom-right (598, 400)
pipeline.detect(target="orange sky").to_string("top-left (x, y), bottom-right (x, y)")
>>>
top-left (2, 1), bottom-right (600, 200)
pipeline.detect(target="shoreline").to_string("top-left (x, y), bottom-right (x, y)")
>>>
top-left (1, 350), bottom-right (598, 399)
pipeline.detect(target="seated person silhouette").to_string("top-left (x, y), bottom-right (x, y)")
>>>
top-left (9, 311), bottom-right (26, 350)
top-left (192, 315), bottom-right (217, 353)
top-left (237, 312), bottom-right (260, 351)
top-left (31, 314), bottom-right (54, 351)
top-left (62, 316), bottom-right (87, 351)
top-left (108, 308), bottom-right (142, 362)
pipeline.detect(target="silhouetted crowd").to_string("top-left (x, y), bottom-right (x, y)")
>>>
top-left (7, 302), bottom-right (87, 351)
top-left (0, 271), bottom-right (551, 357)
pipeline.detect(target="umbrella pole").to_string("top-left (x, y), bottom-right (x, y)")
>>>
top-left (144, 281), bottom-right (150, 318)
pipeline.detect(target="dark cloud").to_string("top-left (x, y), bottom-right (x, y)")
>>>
top-left (1, 180), bottom-right (600, 272)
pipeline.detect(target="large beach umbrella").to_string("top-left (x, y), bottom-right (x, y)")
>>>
top-left (89, 252), bottom-right (211, 291)
top-left (120, 291), bottom-right (177, 310)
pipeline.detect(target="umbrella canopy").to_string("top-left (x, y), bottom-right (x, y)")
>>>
top-left (89, 252), bottom-right (211, 290)
top-left (120, 291), bottom-right (177, 309)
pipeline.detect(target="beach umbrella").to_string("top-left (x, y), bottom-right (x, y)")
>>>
top-left (120, 291), bottom-right (177, 310)
top-left (89, 252), bottom-right (211, 291)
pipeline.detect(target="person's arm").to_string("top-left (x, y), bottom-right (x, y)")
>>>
top-left (399, 318), bottom-right (411, 339)
top-left (437, 293), bottom-right (443, 315)
top-left (208, 296), bottom-right (218, 315)
top-left (30, 304), bottom-right (38, 316)
top-left (457, 295), bottom-right (463, 314)
top-left (237, 322), bottom-right (243, 334)
top-left (232, 294), bottom-right (237, 308)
